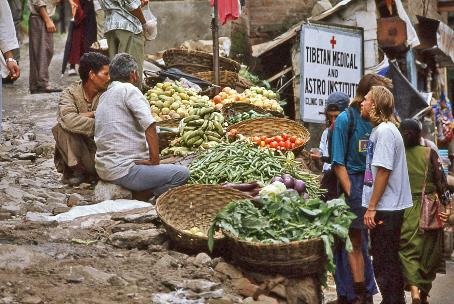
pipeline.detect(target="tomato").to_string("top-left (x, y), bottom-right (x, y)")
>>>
top-left (274, 135), bottom-right (283, 142)
top-left (251, 136), bottom-right (260, 143)
top-left (260, 141), bottom-right (266, 147)
top-left (289, 135), bottom-right (298, 143)
top-left (213, 95), bottom-right (222, 104)
top-left (290, 142), bottom-right (296, 149)
top-left (270, 141), bottom-right (278, 149)
top-left (284, 140), bottom-right (292, 149)
top-left (265, 137), bottom-right (273, 144)
top-left (260, 135), bottom-right (267, 141)
top-left (295, 139), bottom-right (305, 146)
top-left (282, 133), bottom-right (289, 141)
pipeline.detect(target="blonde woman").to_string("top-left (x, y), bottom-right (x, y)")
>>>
top-left (361, 86), bottom-right (413, 304)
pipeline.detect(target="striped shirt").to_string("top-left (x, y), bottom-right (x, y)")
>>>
top-left (95, 81), bottom-right (155, 181)
top-left (28, 0), bottom-right (59, 16)
top-left (99, 0), bottom-right (143, 35)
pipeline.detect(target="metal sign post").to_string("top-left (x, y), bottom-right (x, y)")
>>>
top-left (212, 0), bottom-right (220, 94)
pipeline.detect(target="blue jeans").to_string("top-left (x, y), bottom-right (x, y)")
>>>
top-left (113, 163), bottom-right (189, 197)
top-left (334, 173), bottom-right (378, 301)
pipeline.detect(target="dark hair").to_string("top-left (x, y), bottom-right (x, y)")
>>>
top-left (399, 118), bottom-right (422, 147)
top-left (350, 74), bottom-right (393, 108)
top-left (109, 53), bottom-right (138, 82)
top-left (78, 52), bottom-right (110, 84)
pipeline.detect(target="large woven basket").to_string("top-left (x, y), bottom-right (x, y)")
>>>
top-left (224, 233), bottom-right (325, 276)
top-left (163, 49), bottom-right (241, 73)
top-left (227, 117), bottom-right (310, 150)
top-left (156, 184), bottom-right (251, 253)
top-left (194, 71), bottom-right (239, 88)
top-left (221, 102), bottom-right (284, 122)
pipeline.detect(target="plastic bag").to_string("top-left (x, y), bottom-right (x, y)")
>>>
top-left (142, 5), bottom-right (158, 40)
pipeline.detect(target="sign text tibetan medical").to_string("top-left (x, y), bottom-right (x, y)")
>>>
top-left (300, 24), bottom-right (363, 123)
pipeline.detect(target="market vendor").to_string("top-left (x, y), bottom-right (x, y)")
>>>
top-left (94, 53), bottom-right (189, 201)
top-left (52, 52), bottom-right (110, 186)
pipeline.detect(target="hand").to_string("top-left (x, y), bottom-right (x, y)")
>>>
top-left (364, 209), bottom-right (377, 229)
top-left (143, 19), bottom-right (157, 41)
top-left (440, 207), bottom-right (451, 223)
top-left (6, 61), bottom-right (20, 80)
top-left (80, 112), bottom-right (95, 118)
top-left (134, 159), bottom-right (159, 166)
top-left (45, 20), bottom-right (57, 33)
top-left (310, 153), bottom-right (321, 161)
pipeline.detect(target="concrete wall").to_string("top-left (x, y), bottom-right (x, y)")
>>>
top-left (402, 0), bottom-right (447, 23)
top-left (243, 0), bottom-right (319, 45)
top-left (319, 0), bottom-right (379, 70)
top-left (145, 0), bottom-right (231, 54)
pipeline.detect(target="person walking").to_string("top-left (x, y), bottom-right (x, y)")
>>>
top-left (398, 119), bottom-right (452, 304)
top-left (330, 74), bottom-right (393, 304)
top-left (99, 0), bottom-right (156, 88)
top-left (65, 0), bottom-right (97, 76)
top-left (361, 86), bottom-right (413, 304)
top-left (1, 0), bottom-right (21, 132)
top-left (28, 0), bottom-right (62, 94)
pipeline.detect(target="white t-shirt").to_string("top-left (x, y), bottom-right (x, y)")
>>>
top-left (319, 128), bottom-right (331, 172)
top-left (362, 122), bottom-right (412, 211)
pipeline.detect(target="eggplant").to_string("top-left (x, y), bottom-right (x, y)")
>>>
top-left (223, 182), bottom-right (259, 191)
top-left (281, 174), bottom-right (295, 189)
top-left (293, 179), bottom-right (306, 194)
top-left (271, 176), bottom-right (284, 183)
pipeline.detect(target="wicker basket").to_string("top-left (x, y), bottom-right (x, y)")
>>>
top-left (194, 71), bottom-right (239, 88)
top-left (224, 232), bottom-right (325, 276)
top-left (227, 117), bottom-right (310, 151)
top-left (163, 49), bottom-right (241, 73)
top-left (156, 184), bottom-right (251, 253)
top-left (221, 102), bottom-right (284, 122)
top-left (157, 118), bottom-right (181, 129)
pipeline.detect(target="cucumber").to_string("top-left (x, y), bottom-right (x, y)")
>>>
top-left (199, 107), bottom-right (215, 117)
top-left (187, 135), bottom-right (201, 146)
top-left (188, 119), bottom-right (205, 126)
top-left (213, 121), bottom-right (224, 134)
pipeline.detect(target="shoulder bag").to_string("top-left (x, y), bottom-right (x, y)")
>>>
top-left (420, 147), bottom-right (443, 231)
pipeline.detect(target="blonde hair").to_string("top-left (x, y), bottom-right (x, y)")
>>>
top-left (368, 85), bottom-right (400, 126)
top-left (351, 74), bottom-right (393, 108)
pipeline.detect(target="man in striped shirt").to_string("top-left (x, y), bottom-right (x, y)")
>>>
top-left (99, 0), bottom-right (155, 88)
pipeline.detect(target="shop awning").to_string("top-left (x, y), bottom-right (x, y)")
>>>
top-left (416, 15), bottom-right (454, 67)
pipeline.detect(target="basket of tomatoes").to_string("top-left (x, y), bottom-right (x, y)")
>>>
top-left (226, 117), bottom-right (310, 152)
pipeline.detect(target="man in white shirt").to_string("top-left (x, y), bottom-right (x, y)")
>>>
top-left (361, 85), bottom-right (412, 304)
top-left (1, 0), bottom-right (21, 132)
top-left (95, 53), bottom-right (188, 201)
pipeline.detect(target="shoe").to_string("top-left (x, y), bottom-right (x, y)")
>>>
top-left (31, 86), bottom-right (63, 94)
top-left (68, 68), bottom-right (77, 76)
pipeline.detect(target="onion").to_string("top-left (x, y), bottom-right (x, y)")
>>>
top-left (271, 176), bottom-right (284, 183)
top-left (293, 179), bottom-right (306, 194)
top-left (281, 174), bottom-right (295, 189)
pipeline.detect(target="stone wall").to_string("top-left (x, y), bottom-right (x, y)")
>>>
top-left (243, 0), bottom-right (319, 46)
top-left (145, 0), bottom-right (231, 54)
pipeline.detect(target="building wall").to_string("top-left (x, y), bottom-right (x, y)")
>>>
top-left (244, 0), bottom-right (319, 45)
top-left (402, 0), bottom-right (447, 23)
top-left (145, 0), bottom-right (231, 54)
top-left (316, 0), bottom-right (379, 70)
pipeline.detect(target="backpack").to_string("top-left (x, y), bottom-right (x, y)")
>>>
top-left (320, 107), bottom-right (356, 201)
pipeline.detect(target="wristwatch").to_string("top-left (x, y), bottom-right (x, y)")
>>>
top-left (5, 57), bottom-right (17, 64)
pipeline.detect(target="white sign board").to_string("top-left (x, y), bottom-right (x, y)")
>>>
top-left (300, 23), bottom-right (363, 123)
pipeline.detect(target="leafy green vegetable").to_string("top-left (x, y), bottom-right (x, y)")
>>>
top-left (208, 191), bottom-right (356, 278)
